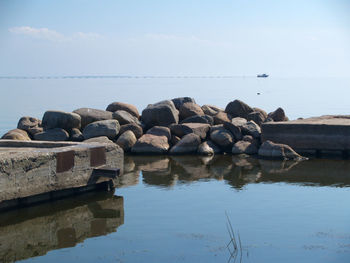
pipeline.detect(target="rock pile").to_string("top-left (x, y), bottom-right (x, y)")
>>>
top-left (1, 97), bottom-right (301, 160)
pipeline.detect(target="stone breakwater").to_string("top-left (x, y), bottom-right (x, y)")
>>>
top-left (1, 98), bottom-right (303, 160)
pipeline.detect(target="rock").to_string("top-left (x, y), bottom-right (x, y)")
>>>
top-left (225, 99), bottom-right (254, 119)
top-left (253, 107), bottom-right (268, 119)
top-left (73, 108), bottom-right (113, 129)
top-left (210, 127), bottom-right (234, 150)
top-left (83, 120), bottom-right (120, 140)
top-left (213, 112), bottom-right (231, 125)
top-left (172, 97), bottom-right (196, 110)
top-left (17, 116), bottom-right (42, 136)
top-left (210, 124), bottom-right (224, 134)
top-left (242, 135), bottom-right (254, 142)
top-left (170, 123), bottom-right (210, 140)
top-left (201, 105), bottom-right (224, 116)
top-left (106, 102), bottom-right (140, 118)
top-left (207, 140), bottom-right (222, 154)
top-left (1, 129), bottom-right (31, 141)
top-left (181, 115), bottom-right (214, 125)
top-left (70, 128), bottom-right (84, 142)
top-left (170, 133), bottom-right (201, 154)
top-left (231, 117), bottom-right (247, 127)
top-left (232, 140), bottom-right (258, 155)
top-left (112, 110), bottom-right (141, 125)
top-left (179, 102), bottom-right (204, 120)
top-left (84, 136), bottom-right (114, 144)
top-left (131, 134), bottom-right (169, 154)
top-left (141, 100), bottom-right (179, 128)
top-left (119, 123), bottom-right (143, 139)
top-left (247, 111), bottom-right (266, 126)
top-left (241, 121), bottom-right (261, 138)
top-left (42, 110), bottom-right (81, 131)
top-left (258, 140), bottom-right (303, 160)
top-left (146, 126), bottom-right (171, 141)
top-left (223, 122), bottom-right (243, 140)
top-left (197, 141), bottom-right (214, 156)
top-left (34, 128), bottom-right (69, 141)
top-left (116, 130), bottom-right (137, 152)
top-left (268, 107), bottom-right (288, 122)
top-left (171, 135), bottom-right (181, 146)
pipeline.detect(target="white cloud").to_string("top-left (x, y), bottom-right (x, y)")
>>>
top-left (8, 26), bottom-right (102, 42)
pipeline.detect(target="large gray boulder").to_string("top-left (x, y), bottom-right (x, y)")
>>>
top-left (210, 127), bottom-right (234, 150)
top-left (232, 140), bottom-right (258, 155)
top-left (241, 121), bottom-right (261, 138)
top-left (179, 102), bottom-right (204, 120)
top-left (197, 141), bottom-right (215, 156)
top-left (112, 110), bottom-right (141, 125)
top-left (146, 126), bottom-right (171, 141)
top-left (73, 108), bottom-right (113, 129)
top-left (170, 124), bottom-right (193, 138)
top-left (223, 122), bottom-right (242, 140)
top-left (170, 123), bottom-right (210, 139)
top-left (225, 99), bottom-right (254, 119)
top-left (84, 136), bottom-right (114, 144)
top-left (181, 115), bottom-right (214, 125)
top-left (70, 128), bottom-right (84, 141)
top-left (258, 140), bottom-right (303, 160)
top-left (172, 97), bottom-right (196, 110)
top-left (83, 120), bottom-right (120, 140)
top-left (34, 128), bottom-right (69, 141)
top-left (1, 129), bottom-right (31, 141)
top-left (213, 112), bottom-right (231, 125)
top-left (247, 111), bottom-right (266, 126)
top-left (141, 100), bottom-right (179, 128)
top-left (17, 116), bottom-right (42, 137)
top-left (170, 133), bottom-right (201, 154)
top-left (42, 110), bottom-right (81, 131)
top-left (116, 130), bottom-right (137, 152)
top-left (201, 105), bottom-right (224, 116)
top-left (268, 107), bottom-right (288, 122)
top-left (119, 123), bottom-right (143, 139)
top-left (231, 117), bottom-right (247, 127)
top-left (131, 134), bottom-right (169, 154)
top-left (106, 102), bottom-right (140, 118)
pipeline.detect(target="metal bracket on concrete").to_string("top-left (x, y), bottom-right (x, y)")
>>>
top-left (90, 147), bottom-right (106, 167)
top-left (92, 167), bottom-right (120, 179)
top-left (56, 150), bottom-right (75, 173)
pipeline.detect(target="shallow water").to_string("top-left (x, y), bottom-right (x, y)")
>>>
top-left (1, 155), bottom-right (350, 263)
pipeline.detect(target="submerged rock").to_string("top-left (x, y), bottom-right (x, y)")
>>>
top-left (258, 140), bottom-right (303, 160)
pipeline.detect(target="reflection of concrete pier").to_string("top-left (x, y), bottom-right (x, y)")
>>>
top-left (0, 192), bottom-right (124, 263)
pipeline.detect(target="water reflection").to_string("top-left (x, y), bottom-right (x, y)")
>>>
top-left (118, 155), bottom-right (350, 189)
top-left (0, 191), bottom-right (124, 263)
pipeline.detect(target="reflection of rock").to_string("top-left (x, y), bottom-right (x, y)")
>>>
top-left (171, 156), bottom-right (212, 181)
top-left (208, 156), bottom-right (233, 179)
top-left (0, 192), bottom-right (124, 263)
top-left (116, 171), bottom-right (140, 188)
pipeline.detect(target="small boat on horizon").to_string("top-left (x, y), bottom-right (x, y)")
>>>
top-left (257, 74), bottom-right (269, 78)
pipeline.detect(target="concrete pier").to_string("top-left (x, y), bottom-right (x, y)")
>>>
top-left (261, 115), bottom-right (350, 154)
top-left (0, 140), bottom-right (123, 211)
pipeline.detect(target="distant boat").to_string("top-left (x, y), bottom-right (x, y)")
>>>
top-left (257, 74), bottom-right (269, 78)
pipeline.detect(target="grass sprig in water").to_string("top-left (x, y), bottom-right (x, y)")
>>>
top-left (225, 212), bottom-right (243, 263)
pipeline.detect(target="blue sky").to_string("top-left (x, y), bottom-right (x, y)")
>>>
top-left (0, 0), bottom-right (349, 77)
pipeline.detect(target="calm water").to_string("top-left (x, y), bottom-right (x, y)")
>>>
top-left (0, 77), bottom-right (350, 262)
top-left (0, 155), bottom-right (349, 263)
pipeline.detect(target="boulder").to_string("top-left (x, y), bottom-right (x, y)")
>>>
top-left (169, 133), bottom-right (201, 154)
top-left (141, 100), bottom-right (179, 128)
top-left (210, 127), bottom-right (234, 150)
top-left (201, 104), bottom-right (224, 116)
top-left (112, 110), bottom-right (141, 125)
top-left (241, 121), bottom-right (261, 138)
top-left (42, 110), bottom-right (81, 131)
top-left (83, 120), bottom-right (120, 140)
top-left (70, 128), bottom-right (84, 142)
top-left (171, 135), bottom-right (181, 146)
top-left (242, 135), bottom-right (254, 143)
top-left (232, 140), bottom-right (258, 155)
top-left (247, 111), bottom-right (266, 126)
top-left (181, 115), bottom-right (214, 125)
top-left (172, 97), bottom-right (196, 110)
top-left (73, 108), bottom-right (113, 129)
top-left (131, 134), bottom-right (169, 154)
top-left (106, 102), bottom-right (140, 118)
top-left (258, 140), bottom-right (303, 160)
top-left (210, 124), bottom-right (224, 134)
top-left (207, 140), bottom-right (222, 154)
top-left (253, 107), bottom-right (268, 119)
top-left (223, 122), bottom-right (242, 141)
top-left (116, 130), bottom-right (137, 152)
top-left (179, 102), bottom-right (204, 120)
top-left (84, 136), bottom-right (114, 144)
top-left (1, 129), bottom-right (31, 141)
top-left (170, 124), bottom-right (193, 138)
top-left (213, 112), bottom-right (231, 125)
top-left (268, 107), bottom-right (288, 122)
top-left (197, 141), bottom-right (214, 156)
top-left (231, 117), bottom-right (247, 127)
top-left (170, 123), bottom-right (210, 139)
top-left (119, 123), bottom-right (143, 139)
top-left (17, 116), bottom-right (42, 136)
top-left (225, 99), bottom-right (254, 119)
top-left (34, 128), bottom-right (69, 141)
top-left (146, 126), bottom-right (171, 141)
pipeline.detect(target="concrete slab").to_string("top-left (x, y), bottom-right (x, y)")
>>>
top-left (261, 115), bottom-right (350, 153)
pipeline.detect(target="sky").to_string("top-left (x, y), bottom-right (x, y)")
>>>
top-left (0, 0), bottom-right (349, 77)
